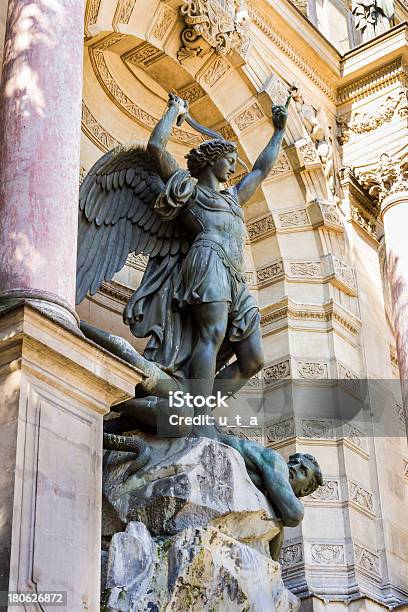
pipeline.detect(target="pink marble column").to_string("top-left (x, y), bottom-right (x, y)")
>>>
top-left (0, 0), bottom-right (85, 328)
top-left (372, 153), bottom-right (408, 415)
top-left (381, 186), bottom-right (408, 413)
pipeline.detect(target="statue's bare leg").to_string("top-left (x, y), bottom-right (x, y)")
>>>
top-left (213, 325), bottom-right (264, 395)
top-left (189, 302), bottom-right (229, 437)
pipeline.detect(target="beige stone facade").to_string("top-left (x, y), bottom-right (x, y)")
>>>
top-left (1, 0), bottom-right (408, 608)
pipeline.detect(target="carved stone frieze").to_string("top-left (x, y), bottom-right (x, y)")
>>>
top-left (263, 360), bottom-right (291, 383)
top-left (255, 260), bottom-right (284, 286)
top-left (348, 480), bottom-right (374, 514)
top-left (152, 5), bottom-right (176, 40)
top-left (277, 208), bottom-right (310, 229)
top-left (265, 418), bottom-right (295, 442)
top-left (246, 214), bottom-right (275, 242)
top-left (268, 154), bottom-right (291, 178)
top-left (279, 543), bottom-right (303, 567)
top-left (79, 166), bottom-right (87, 184)
top-left (127, 253), bottom-right (149, 271)
top-left (337, 92), bottom-right (407, 144)
top-left (87, 0), bottom-right (101, 26)
top-left (354, 544), bottom-right (380, 576)
top-left (81, 102), bottom-right (120, 152)
top-left (322, 254), bottom-right (357, 296)
top-left (178, 0), bottom-right (250, 60)
top-left (337, 362), bottom-right (361, 395)
top-left (343, 423), bottom-right (368, 454)
top-left (126, 42), bottom-right (164, 67)
top-left (201, 56), bottom-right (230, 87)
top-left (93, 33), bottom-right (126, 51)
top-left (114, 0), bottom-right (137, 24)
top-left (337, 59), bottom-right (408, 104)
top-left (179, 83), bottom-right (206, 105)
top-left (350, 205), bottom-right (377, 239)
top-left (306, 199), bottom-right (342, 231)
top-left (288, 262), bottom-right (321, 277)
top-left (311, 544), bottom-right (344, 565)
top-left (309, 480), bottom-right (340, 501)
top-left (233, 102), bottom-right (264, 131)
top-left (224, 427), bottom-right (264, 444)
top-left (264, 75), bottom-right (290, 106)
top-left (90, 49), bottom-right (202, 147)
top-left (296, 361), bottom-right (328, 379)
top-left (302, 419), bottom-right (334, 439)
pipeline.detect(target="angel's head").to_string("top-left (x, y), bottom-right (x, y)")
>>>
top-left (186, 139), bottom-right (237, 183)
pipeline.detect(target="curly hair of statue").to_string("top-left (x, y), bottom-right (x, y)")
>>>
top-left (186, 139), bottom-right (237, 178)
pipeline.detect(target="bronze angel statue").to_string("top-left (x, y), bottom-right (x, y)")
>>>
top-left (77, 92), bottom-right (289, 438)
top-left (77, 96), bottom-right (325, 557)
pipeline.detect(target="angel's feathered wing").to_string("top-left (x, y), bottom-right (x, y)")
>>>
top-left (76, 143), bottom-right (189, 304)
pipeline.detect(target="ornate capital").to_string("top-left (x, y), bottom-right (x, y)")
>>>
top-left (178, 0), bottom-right (250, 61)
top-left (356, 153), bottom-right (408, 210)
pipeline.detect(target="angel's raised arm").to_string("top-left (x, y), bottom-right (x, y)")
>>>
top-left (148, 94), bottom-right (189, 181)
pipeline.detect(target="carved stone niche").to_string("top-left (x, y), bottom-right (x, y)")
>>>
top-left (321, 254), bottom-right (358, 297)
top-left (286, 138), bottom-right (321, 171)
top-left (178, 0), bottom-right (250, 61)
top-left (306, 199), bottom-right (343, 232)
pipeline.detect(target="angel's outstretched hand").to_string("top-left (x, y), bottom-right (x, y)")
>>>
top-left (168, 92), bottom-right (189, 125)
top-left (272, 101), bottom-right (289, 131)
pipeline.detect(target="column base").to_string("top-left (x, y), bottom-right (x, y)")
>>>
top-left (0, 289), bottom-right (80, 335)
top-left (0, 303), bottom-right (143, 610)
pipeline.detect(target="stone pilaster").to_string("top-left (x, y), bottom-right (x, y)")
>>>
top-left (0, 303), bottom-right (143, 610)
top-left (0, 0), bottom-right (85, 330)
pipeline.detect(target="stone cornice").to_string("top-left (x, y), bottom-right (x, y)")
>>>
top-left (337, 58), bottom-right (408, 105)
top-left (340, 23), bottom-right (408, 83)
top-left (248, 3), bottom-right (337, 101)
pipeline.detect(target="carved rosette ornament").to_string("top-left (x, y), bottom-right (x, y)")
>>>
top-left (178, 0), bottom-right (250, 61)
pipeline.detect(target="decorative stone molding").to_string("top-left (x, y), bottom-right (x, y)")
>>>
top-left (232, 101), bottom-right (264, 131)
top-left (93, 33), bottom-right (126, 51)
top-left (246, 214), bottom-right (275, 242)
top-left (265, 418), bottom-right (295, 442)
top-left (287, 139), bottom-right (320, 171)
top-left (356, 152), bottom-right (408, 206)
top-left (337, 92), bottom-right (407, 144)
top-left (263, 75), bottom-right (290, 106)
top-left (309, 480), bottom-right (340, 501)
top-left (79, 166), bottom-right (87, 184)
top-left (279, 543), bottom-right (303, 567)
top-left (178, 83), bottom-right (206, 105)
top-left (178, 0), bottom-right (250, 60)
top-left (337, 362), bottom-right (361, 396)
top-left (127, 253), bottom-right (149, 271)
top-left (223, 427), bottom-right (264, 444)
top-left (311, 543), bottom-right (345, 565)
top-left (248, 5), bottom-right (335, 101)
top-left (87, 0), bottom-right (101, 26)
top-left (301, 419), bottom-right (334, 439)
top-left (289, 0), bottom-right (308, 15)
top-left (81, 102), bottom-right (120, 152)
top-left (90, 48), bottom-right (202, 147)
top-left (263, 359), bottom-right (291, 384)
top-left (403, 459), bottom-right (408, 478)
top-left (343, 423), bottom-right (369, 455)
top-left (296, 361), bottom-right (328, 379)
top-left (99, 281), bottom-right (134, 303)
top-left (348, 480), bottom-right (374, 514)
top-left (306, 199), bottom-right (342, 231)
top-left (260, 297), bottom-right (361, 337)
top-left (113, 0), bottom-right (137, 25)
top-left (397, 403), bottom-right (406, 426)
top-left (321, 254), bottom-right (357, 296)
top-left (287, 262), bottom-right (321, 278)
top-left (151, 5), bottom-right (176, 41)
top-left (350, 205), bottom-right (377, 239)
top-left (200, 56), bottom-right (230, 87)
top-left (337, 59), bottom-right (408, 104)
top-left (354, 543), bottom-right (380, 577)
top-left (254, 259), bottom-right (284, 287)
top-left (126, 42), bottom-right (164, 67)
top-left (276, 207), bottom-right (310, 230)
